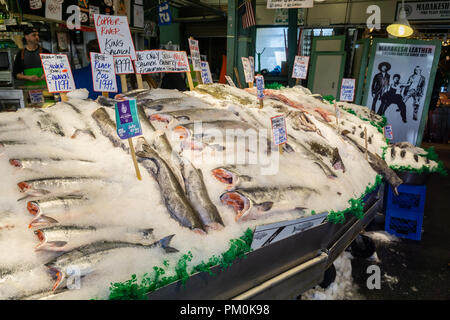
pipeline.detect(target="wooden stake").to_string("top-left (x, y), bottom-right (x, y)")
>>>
top-left (60, 93), bottom-right (68, 102)
top-left (279, 144), bottom-right (283, 154)
top-left (128, 137), bottom-right (142, 180)
top-left (102, 91), bottom-right (109, 97)
top-left (234, 67), bottom-right (242, 89)
top-left (120, 74), bottom-right (128, 93)
top-left (196, 71), bottom-right (203, 85)
top-left (259, 99), bottom-right (263, 109)
top-left (136, 74), bottom-right (144, 89)
top-left (248, 82), bottom-right (253, 88)
top-left (364, 127), bottom-right (368, 160)
top-left (186, 72), bottom-right (194, 91)
top-left (295, 78), bottom-right (300, 86)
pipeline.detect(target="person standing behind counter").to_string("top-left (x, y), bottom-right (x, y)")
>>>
top-left (12, 27), bottom-right (50, 86)
top-left (72, 40), bottom-right (122, 100)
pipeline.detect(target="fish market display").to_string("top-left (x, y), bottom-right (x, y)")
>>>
top-left (0, 84), bottom-right (439, 300)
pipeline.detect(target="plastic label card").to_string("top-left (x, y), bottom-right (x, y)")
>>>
top-left (340, 78), bottom-right (356, 102)
top-left (271, 114), bottom-right (288, 146)
top-left (115, 99), bottom-right (142, 139)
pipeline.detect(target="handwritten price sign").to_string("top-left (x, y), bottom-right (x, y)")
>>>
top-left (339, 78), bottom-right (356, 102)
top-left (292, 56), bottom-right (309, 79)
top-left (90, 52), bottom-right (117, 92)
top-left (188, 38), bottom-right (201, 72)
top-left (255, 75), bottom-right (265, 99)
top-left (40, 54), bottom-right (76, 93)
top-left (134, 50), bottom-right (190, 74)
top-left (200, 61), bottom-right (213, 84)
top-left (114, 56), bottom-right (135, 74)
top-left (94, 14), bottom-right (136, 60)
top-left (241, 57), bottom-right (253, 83)
top-left (271, 114), bottom-right (288, 146)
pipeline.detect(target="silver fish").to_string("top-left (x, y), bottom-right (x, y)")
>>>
top-left (33, 225), bottom-right (155, 252)
top-left (9, 157), bottom-right (95, 169)
top-left (149, 108), bottom-right (240, 124)
top-left (37, 113), bottom-right (65, 136)
top-left (211, 166), bottom-right (254, 190)
top-left (64, 101), bottom-right (96, 139)
top-left (26, 194), bottom-right (89, 218)
top-left (91, 108), bottom-right (128, 151)
top-left (17, 177), bottom-right (101, 196)
top-left (136, 141), bottom-right (206, 234)
top-left (0, 140), bottom-right (28, 148)
top-left (45, 237), bottom-right (178, 291)
top-left (220, 186), bottom-right (318, 221)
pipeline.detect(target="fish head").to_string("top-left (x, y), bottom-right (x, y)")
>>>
top-left (34, 229), bottom-right (67, 251)
top-left (173, 125), bottom-right (191, 140)
top-left (219, 192), bottom-right (251, 222)
top-left (17, 182), bottom-right (31, 192)
top-left (212, 168), bottom-right (235, 185)
top-left (150, 113), bottom-right (173, 124)
top-left (28, 215), bottom-right (58, 229)
top-left (9, 159), bottom-right (22, 168)
top-left (27, 201), bottom-right (40, 216)
top-left (46, 266), bottom-right (66, 292)
top-left (180, 140), bottom-right (205, 151)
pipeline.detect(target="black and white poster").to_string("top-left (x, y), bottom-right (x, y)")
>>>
top-left (364, 42), bottom-right (437, 144)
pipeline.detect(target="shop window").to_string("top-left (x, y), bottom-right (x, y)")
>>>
top-left (256, 27), bottom-right (288, 74)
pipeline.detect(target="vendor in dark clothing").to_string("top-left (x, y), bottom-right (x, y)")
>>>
top-left (12, 26), bottom-right (50, 86)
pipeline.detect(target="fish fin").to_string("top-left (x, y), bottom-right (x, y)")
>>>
top-left (175, 115), bottom-right (190, 121)
top-left (29, 215), bottom-right (59, 228)
top-left (254, 202), bottom-right (273, 212)
top-left (45, 241), bottom-right (68, 248)
top-left (157, 234), bottom-right (178, 253)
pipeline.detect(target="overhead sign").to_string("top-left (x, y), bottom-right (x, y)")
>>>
top-left (255, 75), bottom-right (264, 99)
top-left (251, 212), bottom-right (328, 250)
top-left (90, 52), bottom-right (117, 93)
top-left (292, 56), bottom-right (309, 79)
top-left (200, 61), bottom-right (213, 84)
top-left (134, 50), bottom-right (190, 74)
top-left (396, 1), bottom-right (450, 21)
top-left (241, 57), bottom-right (253, 83)
top-left (225, 75), bottom-right (236, 87)
top-left (267, 0), bottom-right (314, 9)
top-left (40, 53), bottom-right (76, 93)
top-left (158, 1), bottom-right (172, 26)
top-left (115, 99), bottom-right (142, 140)
top-left (188, 38), bottom-right (201, 72)
top-left (339, 78), bottom-right (356, 102)
top-left (113, 56), bottom-right (135, 74)
top-left (270, 114), bottom-right (288, 146)
top-left (94, 14), bottom-right (137, 60)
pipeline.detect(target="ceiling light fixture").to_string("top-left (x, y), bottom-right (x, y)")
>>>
top-left (387, 0), bottom-right (414, 38)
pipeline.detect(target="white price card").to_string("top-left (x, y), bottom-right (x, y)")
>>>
top-left (292, 56), bottom-right (309, 79)
top-left (40, 53), bottom-right (76, 93)
top-left (200, 61), bottom-right (213, 84)
top-left (90, 52), bottom-right (117, 93)
top-left (270, 114), bottom-right (288, 146)
top-left (339, 78), bottom-right (356, 102)
top-left (134, 50), bottom-right (190, 74)
top-left (241, 57), bottom-right (253, 83)
top-left (225, 75), bottom-right (236, 87)
top-left (114, 56), bottom-right (135, 74)
top-left (188, 38), bottom-right (202, 72)
top-left (94, 14), bottom-right (137, 60)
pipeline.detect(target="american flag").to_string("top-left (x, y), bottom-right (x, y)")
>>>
top-left (242, 0), bottom-right (256, 29)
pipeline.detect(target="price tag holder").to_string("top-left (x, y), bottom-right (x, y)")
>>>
top-left (271, 114), bottom-right (288, 146)
top-left (91, 52), bottom-right (117, 93)
top-left (40, 53), bottom-right (76, 93)
top-left (384, 125), bottom-right (393, 140)
top-left (28, 90), bottom-right (44, 104)
top-left (339, 78), bottom-right (356, 102)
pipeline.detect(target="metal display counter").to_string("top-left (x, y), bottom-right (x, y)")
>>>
top-left (146, 184), bottom-right (385, 300)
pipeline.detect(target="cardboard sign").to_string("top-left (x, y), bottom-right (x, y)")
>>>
top-left (251, 212), bottom-right (328, 250)
top-left (134, 50), bottom-right (190, 74)
top-left (90, 52), bottom-right (117, 93)
top-left (292, 56), bottom-right (309, 79)
top-left (249, 56), bottom-right (255, 76)
top-left (384, 125), bottom-right (393, 140)
top-left (188, 38), bottom-right (201, 72)
top-left (200, 61), bottom-right (213, 84)
top-left (255, 75), bottom-right (264, 99)
top-left (94, 14), bottom-right (136, 60)
top-left (28, 90), bottom-right (44, 104)
top-left (339, 78), bottom-right (356, 102)
top-left (115, 99), bottom-right (142, 140)
top-left (270, 114), bottom-right (288, 146)
top-left (158, 1), bottom-right (172, 26)
top-left (40, 54), bottom-right (76, 93)
top-left (114, 56), bottom-right (135, 74)
top-left (225, 75), bottom-right (236, 87)
top-left (241, 57), bottom-right (253, 83)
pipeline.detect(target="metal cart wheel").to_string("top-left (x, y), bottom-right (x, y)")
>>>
top-left (349, 234), bottom-right (376, 259)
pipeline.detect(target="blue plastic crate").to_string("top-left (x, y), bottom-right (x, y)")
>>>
top-left (387, 184), bottom-right (426, 212)
top-left (385, 208), bottom-right (423, 240)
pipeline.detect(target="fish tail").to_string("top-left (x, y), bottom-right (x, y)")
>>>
top-left (157, 234), bottom-right (178, 253)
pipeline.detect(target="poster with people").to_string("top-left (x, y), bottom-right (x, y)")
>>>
top-left (363, 40), bottom-right (440, 144)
